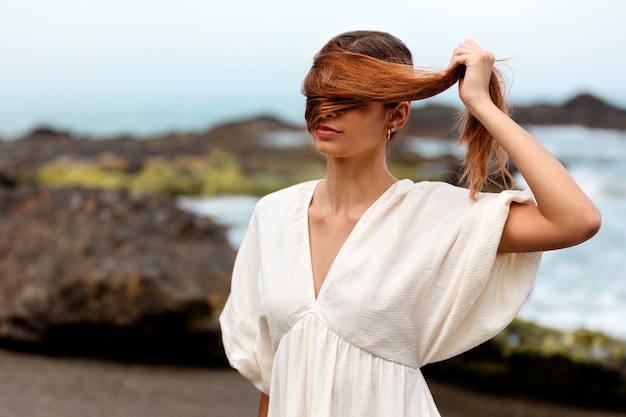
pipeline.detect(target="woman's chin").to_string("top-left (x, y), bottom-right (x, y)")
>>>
top-left (313, 142), bottom-right (347, 158)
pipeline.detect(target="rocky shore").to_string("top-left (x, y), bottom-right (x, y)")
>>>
top-left (0, 93), bottom-right (625, 412)
top-left (0, 186), bottom-right (235, 365)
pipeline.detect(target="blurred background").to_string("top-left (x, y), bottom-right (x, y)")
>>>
top-left (1, 0), bottom-right (625, 416)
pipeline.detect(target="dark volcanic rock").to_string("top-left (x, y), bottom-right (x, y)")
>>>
top-left (0, 186), bottom-right (235, 364)
top-left (404, 94), bottom-right (626, 138)
top-left (405, 103), bottom-right (459, 138)
top-left (511, 93), bottom-right (626, 129)
top-left (424, 319), bottom-right (626, 411)
top-left (0, 116), bottom-right (307, 187)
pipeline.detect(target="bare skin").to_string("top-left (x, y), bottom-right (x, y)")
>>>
top-left (258, 393), bottom-right (269, 417)
top-left (258, 40), bottom-right (601, 415)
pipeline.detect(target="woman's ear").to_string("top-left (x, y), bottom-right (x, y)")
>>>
top-left (388, 101), bottom-right (411, 131)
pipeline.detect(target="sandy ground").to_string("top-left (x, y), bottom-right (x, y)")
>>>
top-left (0, 348), bottom-right (624, 417)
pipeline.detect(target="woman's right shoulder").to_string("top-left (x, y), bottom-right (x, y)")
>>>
top-left (254, 180), bottom-right (320, 215)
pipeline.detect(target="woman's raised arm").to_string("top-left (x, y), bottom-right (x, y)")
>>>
top-left (450, 40), bottom-right (601, 253)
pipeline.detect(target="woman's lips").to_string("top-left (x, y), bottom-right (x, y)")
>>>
top-left (315, 124), bottom-right (341, 138)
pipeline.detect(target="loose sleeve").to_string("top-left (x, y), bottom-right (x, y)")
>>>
top-left (422, 188), bottom-right (542, 365)
top-left (219, 208), bottom-right (273, 393)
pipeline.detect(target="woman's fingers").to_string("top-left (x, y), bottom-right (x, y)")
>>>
top-left (449, 40), bottom-right (495, 108)
top-left (447, 40), bottom-right (489, 72)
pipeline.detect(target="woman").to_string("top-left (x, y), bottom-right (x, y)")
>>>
top-left (220, 31), bottom-right (601, 417)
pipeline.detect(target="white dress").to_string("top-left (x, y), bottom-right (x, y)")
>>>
top-left (219, 179), bottom-right (542, 416)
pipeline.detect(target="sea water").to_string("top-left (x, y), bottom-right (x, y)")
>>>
top-left (179, 126), bottom-right (626, 340)
top-left (516, 126), bottom-right (626, 338)
top-left (0, 93), bottom-right (307, 139)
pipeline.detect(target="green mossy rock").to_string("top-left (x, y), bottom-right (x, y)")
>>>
top-left (424, 319), bottom-right (626, 411)
top-left (30, 148), bottom-right (301, 197)
top-left (29, 147), bottom-right (444, 198)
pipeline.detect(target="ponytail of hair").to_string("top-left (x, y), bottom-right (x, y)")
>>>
top-left (456, 66), bottom-right (513, 196)
top-left (302, 47), bottom-right (512, 197)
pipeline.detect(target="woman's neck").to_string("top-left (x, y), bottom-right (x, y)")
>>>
top-left (319, 156), bottom-right (397, 215)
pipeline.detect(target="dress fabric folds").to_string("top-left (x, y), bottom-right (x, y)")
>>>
top-left (220, 179), bottom-right (542, 417)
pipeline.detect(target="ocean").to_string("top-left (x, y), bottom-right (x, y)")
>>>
top-left (0, 93), bottom-right (307, 139)
top-left (179, 126), bottom-right (626, 340)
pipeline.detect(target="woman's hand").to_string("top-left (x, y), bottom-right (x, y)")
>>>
top-left (448, 39), bottom-right (496, 113)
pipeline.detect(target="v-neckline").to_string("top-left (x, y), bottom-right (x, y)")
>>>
top-left (304, 180), bottom-right (400, 302)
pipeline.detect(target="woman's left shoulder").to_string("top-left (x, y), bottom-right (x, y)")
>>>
top-left (396, 179), bottom-right (474, 203)
top-left (396, 180), bottom-right (535, 211)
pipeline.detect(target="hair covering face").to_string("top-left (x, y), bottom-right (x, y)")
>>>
top-left (301, 37), bottom-right (510, 196)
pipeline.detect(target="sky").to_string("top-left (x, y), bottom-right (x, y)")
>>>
top-left (0, 0), bottom-right (625, 135)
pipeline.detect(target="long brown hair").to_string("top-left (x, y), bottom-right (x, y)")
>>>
top-left (302, 31), bottom-right (512, 196)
